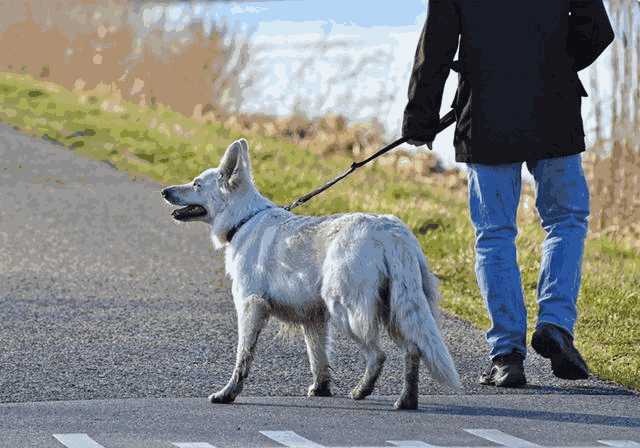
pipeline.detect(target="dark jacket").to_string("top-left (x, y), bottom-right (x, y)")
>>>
top-left (403, 0), bottom-right (615, 164)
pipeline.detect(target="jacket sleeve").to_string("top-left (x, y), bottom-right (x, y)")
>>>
top-left (403, 0), bottom-right (460, 142)
top-left (568, 0), bottom-right (615, 72)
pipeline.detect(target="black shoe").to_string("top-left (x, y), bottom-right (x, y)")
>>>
top-left (478, 351), bottom-right (527, 387)
top-left (531, 323), bottom-right (590, 380)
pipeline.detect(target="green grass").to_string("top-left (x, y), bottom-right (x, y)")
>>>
top-left (1, 72), bottom-right (638, 390)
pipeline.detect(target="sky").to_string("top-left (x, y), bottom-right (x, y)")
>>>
top-left (205, 1), bottom-right (428, 28)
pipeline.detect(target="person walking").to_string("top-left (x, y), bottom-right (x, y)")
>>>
top-left (403, 0), bottom-right (614, 387)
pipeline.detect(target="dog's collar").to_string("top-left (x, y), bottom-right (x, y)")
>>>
top-left (226, 206), bottom-right (275, 242)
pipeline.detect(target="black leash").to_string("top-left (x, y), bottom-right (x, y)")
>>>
top-left (283, 109), bottom-right (457, 211)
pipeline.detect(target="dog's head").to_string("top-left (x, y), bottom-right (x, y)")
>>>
top-left (161, 138), bottom-right (254, 224)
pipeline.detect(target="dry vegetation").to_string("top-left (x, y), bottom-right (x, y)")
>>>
top-left (0, 0), bottom-right (252, 116)
top-left (581, 0), bottom-right (640, 246)
top-left (0, 0), bottom-right (413, 167)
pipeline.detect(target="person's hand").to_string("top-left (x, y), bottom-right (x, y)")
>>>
top-left (407, 139), bottom-right (433, 150)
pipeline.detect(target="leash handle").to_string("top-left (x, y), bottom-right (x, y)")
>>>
top-left (284, 110), bottom-right (456, 211)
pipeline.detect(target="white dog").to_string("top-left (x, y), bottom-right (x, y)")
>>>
top-left (161, 139), bottom-right (461, 410)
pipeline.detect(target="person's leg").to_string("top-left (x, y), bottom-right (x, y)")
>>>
top-left (466, 162), bottom-right (527, 359)
top-left (526, 154), bottom-right (590, 335)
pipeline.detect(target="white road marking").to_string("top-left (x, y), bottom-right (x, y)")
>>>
top-left (387, 444), bottom-right (640, 448)
top-left (388, 438), bottom-right (640, 448)
top-left (50, 430), bottom-right (640, 448)
top-left (599, 442), bottom-right (640, 448)
top-left (260, 430), bottom-right (325, 448)
top-left (53, 434), bottom-right (106, 448)
top-left (388, 441), bottom-right (436, 447)
top-left (464, 429), bottom-right (541, 448)
top-left (172, 443), bottom-right (218, 448)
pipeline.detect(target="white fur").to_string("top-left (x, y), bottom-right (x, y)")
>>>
top-left (162, 139), bottom-right (461, 410)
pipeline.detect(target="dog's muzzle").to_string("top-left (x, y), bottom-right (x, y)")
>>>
top-left (161, 188), bottom-right (208, 222)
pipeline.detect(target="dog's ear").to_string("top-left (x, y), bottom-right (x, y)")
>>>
top-left (219, 139), bottom-right (250, 191)
top-left (237, 138), bottom-right (252, 173)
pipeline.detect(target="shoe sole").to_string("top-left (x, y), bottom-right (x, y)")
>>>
top-left (479, 371), bottom-right (526, 388)
top-left (479, 378), bottom-right (527, 388)
top-left (531, 328), bottom-right (589, 380)
top-left (494, 371), bottom-right (526, 387)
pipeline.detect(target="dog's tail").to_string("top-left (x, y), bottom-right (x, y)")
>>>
top-left (417, 244), bottom-right (442, 326)
top-left (385, 231), bottom-right (461, 389)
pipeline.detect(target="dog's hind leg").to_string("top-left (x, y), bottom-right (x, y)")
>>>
top-left (350, 340), bottom-right (385, 400)
top-left (209, 295), bottom-right (269, 404)
top-left (327, 294), bottom-right (385, 400)
top-left (394, 343), bottom-right (420, 410)
top-left (303, 320), bottom-right (332, 397)
top-left (349, 319), bottom-right (386, 400)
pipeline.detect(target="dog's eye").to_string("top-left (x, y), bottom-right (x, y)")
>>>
top-left (193, 181), bottom-right (201, 190)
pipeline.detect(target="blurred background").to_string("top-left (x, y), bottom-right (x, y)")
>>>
top-left (0, 0), bottom-right (638, 236)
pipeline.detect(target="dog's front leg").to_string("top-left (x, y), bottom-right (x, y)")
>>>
top-left (209, 295), bottom-right (270, 404)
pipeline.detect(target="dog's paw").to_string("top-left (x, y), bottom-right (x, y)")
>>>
top-left (208, 390), bottom-right (236, 404)
top-left (307, 383), bottom-right (332, 397)
top-left (350, 384), bottom-right (373, 401)
top-left (393, 395), bottom-right (418, 411)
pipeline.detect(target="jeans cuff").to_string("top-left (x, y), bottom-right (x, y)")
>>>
top-left (536, 319), bottom-right (574, 338)
top-left (490, 345), bottom-right (527, 360)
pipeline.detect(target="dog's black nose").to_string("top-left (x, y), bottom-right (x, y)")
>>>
top-left (161, 188), bottom-right (169, 198)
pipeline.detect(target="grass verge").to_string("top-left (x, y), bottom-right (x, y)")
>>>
top-left (1, 72), bottom-right (638, 389)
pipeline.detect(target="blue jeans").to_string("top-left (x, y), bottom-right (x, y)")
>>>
top-left (466, 154), bottom-right (590, 359)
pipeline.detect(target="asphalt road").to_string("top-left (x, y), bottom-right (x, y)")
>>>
top-left (1, 396), bottom-right (639, 448)
top-left (0, 124), bottom-right (637, 447)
